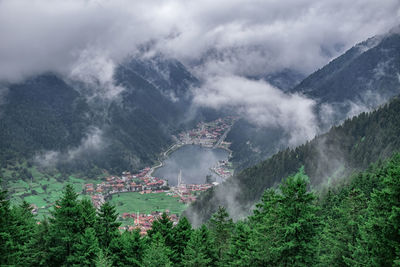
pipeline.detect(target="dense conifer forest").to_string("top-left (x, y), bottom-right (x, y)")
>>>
top-left (1, 152), bottom-right (400, 266)
top-left (187, 96), bottom-right (400, 223)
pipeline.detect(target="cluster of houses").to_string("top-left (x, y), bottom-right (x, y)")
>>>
top-left (178, 117), bottom-right (236, 147)
top-left (169, 183), bottom-right (215, 204)
top-left (83, 168), bottom-right (169, 209)
top-left (83, 169), bottom-right (168, 197)
top-left (90, 194), bottom-right (105, 209)
top-left (119, 211), bottom-right (179, 235)
top-left (211, 160), bottom-right (234, 179)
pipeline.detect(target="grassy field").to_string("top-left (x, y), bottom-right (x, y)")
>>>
top-left (3, 164), bottom-right (101, 219)
top-left (109, 192), bottom-right (187, 215)
top-left (3, 162), bottom-right (187, 221)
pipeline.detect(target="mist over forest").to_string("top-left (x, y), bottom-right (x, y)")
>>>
top-left (1, 1), bottom-right (400, 266)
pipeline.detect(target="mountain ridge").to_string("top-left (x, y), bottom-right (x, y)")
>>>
top-left (226, 30), bottom-right (400, 170)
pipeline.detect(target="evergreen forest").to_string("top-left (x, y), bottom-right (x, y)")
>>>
top-left (1, 151), bottom-right (400, 266)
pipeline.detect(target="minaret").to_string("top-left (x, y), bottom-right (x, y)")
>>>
top-left (178, 170), bottom-right (182, 187)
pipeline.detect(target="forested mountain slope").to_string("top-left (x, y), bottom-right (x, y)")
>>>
top-left (186, 96), bottom-right (400, 224)
top-left (227, 29), bottom-right (400, 170)
top-left (293, 31), bottom-right (400, 105)
top-left (123, 54), bottom-right (199, 99)
top-left (0, 56), bottom-right (199, 179)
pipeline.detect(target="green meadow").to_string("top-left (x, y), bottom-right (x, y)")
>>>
top-left (4, 164), bottom-right (100, 219)
top-left (109, 192), bottom-right (187, 215)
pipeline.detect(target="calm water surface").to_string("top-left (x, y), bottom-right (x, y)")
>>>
top-left (153, 145), bottom-right (229, 186)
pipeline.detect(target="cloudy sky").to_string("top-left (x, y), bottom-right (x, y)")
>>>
top-left (1, 0), bottom-right (399, 146)
top-left (1, 0), bottom-right (399, 82)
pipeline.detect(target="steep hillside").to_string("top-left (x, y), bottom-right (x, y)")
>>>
top-left (0, 56), bottom-right (199, 179)
top-left (123, 54), bottom-right (199, 99)
top-left (185, 96), bottom-right (400, 224)
top-left (293, 32), bottom-right (400, 104)
top-left (227, 29), bottom-right (400, 170)
top-left (0, 74), bottom-right (91, 167)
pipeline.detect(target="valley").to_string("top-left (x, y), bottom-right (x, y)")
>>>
top-left (1, 3), bottom-right (400, 265)
top-left (6, 117), bottom-right (236, 230)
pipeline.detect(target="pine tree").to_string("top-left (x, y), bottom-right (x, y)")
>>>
top-left (80, 198), bottom-right (97, 230)
top-left (226, 222), bottom-right (252, 267)
top-left (95, 201), bottom-right (120, 250)
top-left (182, 229), bottom-right (212, 267)
top-left (172, 216), bottom-right (193, 265)
top-left (147, 212), bottom-right (175, 261)
top-left (108, 230), bottom-right (144, 267)
top-left (0, 180), bottom-right (13, 265)
top-left (95, 250), bottom-right (112, 267)
top-left (69, 227), bottom-right (100, 267)
top-left (147, 212), bottom-right (174, 248)
top-left (198, 225), bottom-right (218, 266)
top-left (47, 184), bottom-right (84, 266)
top-left (251, 168), bottom-right (322, 266)
top-left (8, 201), bottom-right (37, 264)
top-left (353, 155), bottom-right (400, 266)
top-left (208, 206), bottom-right (234, 261)
top-left (142, 232), bottom-right (172, 267)
top-left (22, 219), bottom-right (52, 266)
top-left (319, 188), bottom-right (367, 266)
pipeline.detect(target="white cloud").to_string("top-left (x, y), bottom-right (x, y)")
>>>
top-left (1, 0), bottom-right (399, 147)
top-left (194, 75), bottom-right (318, 145)
top-left (69, 49), bottom-right (125, 101)
top-left (0, 0), bottom-right (399, 82)
top-left (66, 127), bottom-right (104, 160)
top-left (35, 127), bottom-right (105, 167)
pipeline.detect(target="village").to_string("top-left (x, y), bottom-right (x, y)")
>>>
top-left (210, 160), bottom-right (234, 179)
top-left (178, 116), bottom-right (237, 148)
top-left (82, 117), bottom-right (237, 234)
top-left (119, 211), bottom-right (180, 235)
top-left (84, 168), bottom-right (216, 235)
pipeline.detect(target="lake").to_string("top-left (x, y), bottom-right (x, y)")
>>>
top-left (153, 145), bottom-right (229, 185)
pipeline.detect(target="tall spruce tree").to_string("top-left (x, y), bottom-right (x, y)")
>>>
top-left (147, 212), bottom-right (174, 247)
top-left (172, 216), bottom-right (193, 265)
top-left (8, 201), bottom-right (37, 264)
top-left (80, 198), bottom-right (97, 230)
top-left (23, 219), bottom-right (52, 266)
top-left (0, 180), bottom-right (13, 265)
top-left (208, 206), bottom-right (234, 261)
top-left (319, 188), bottom-right (367, 266)
top-left (182, 228), bottom-right (212, 267)
top-left (69, 227), bottom-right (100, 267)
top-left (251, 168), bottom-right (322, 266)
top-left (142, 232), bottom-right (172, 267)
top-left (198, 225), bottom-right (218, 266)
top-left (226, 222), bottom-right (252, 267)
top-left (352, 154), bottom-right (400, 266)
top-left (47, 184), bottom-right (84, 266)
top-left (147, 212), bottom-right (175, 261)
top-left (108, 230), bottom-right (144, 267)
top-left (95, 201), bottom-right (120, 250)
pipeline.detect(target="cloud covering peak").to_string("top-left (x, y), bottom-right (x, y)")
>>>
top-left (194, 75), bottom-right (318, 145)
top-left (0, 0), bottom-right (399, 82)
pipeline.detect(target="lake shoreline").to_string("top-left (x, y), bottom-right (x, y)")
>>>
top-left (152, 145), bottom-right (229, 186)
